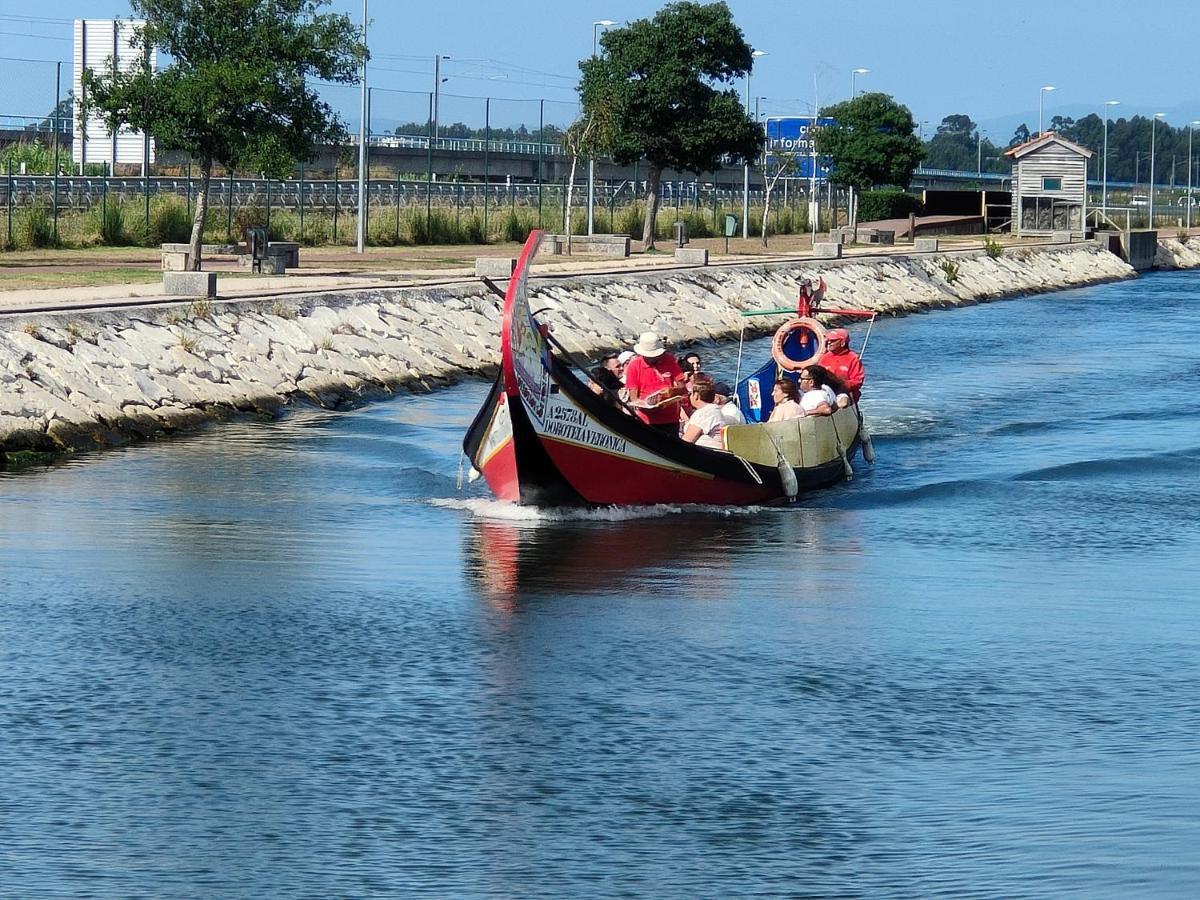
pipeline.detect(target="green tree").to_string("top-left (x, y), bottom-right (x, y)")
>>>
top-left (814, 92), bottom-right (923, 225)
top-left (83, 0), bottom-right (365, 269)
top-left (577, 1), bottom-right (764, 248)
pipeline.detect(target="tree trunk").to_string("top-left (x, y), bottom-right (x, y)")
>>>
top-left (564, 154), bottom-right (579, 255)
top-left (641, 165), bottom-right (662, 249)
top-left (761, 189), bottom-right (772, 248)
top-left (188, 156), bottom-right (212, 271)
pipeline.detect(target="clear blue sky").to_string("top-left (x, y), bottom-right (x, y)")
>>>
top-left (5, 0), bottom-right (1199, 140)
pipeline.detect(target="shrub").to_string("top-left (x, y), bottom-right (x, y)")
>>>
top-left (940, 258), bottom-right (960, 283)
top-left (983, 236), bottom-right (1004, 258)
top-left (615, 203), bottom-right (645, 240)
top-left (90, 200), bottom-right (130, 245)
top-left (857, 189), bottom-right (923, 223)
top-left (1177, 230), bottom-right (1189, 244)
top-left (18, 203), bottom-right (55, 249)
top-left (149, 196), bottom-right (193, 244)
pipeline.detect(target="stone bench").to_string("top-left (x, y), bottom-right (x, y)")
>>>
top-left (813, 242), bottom-right (842, 259)
top-left (475, 257), bottom-right (517, 279)
top-left (161, 242), bottom-right (243, 271)
top-left (237, 251), bottom-right (287, 275)
top-left (162, 271), bottom-right (216, 298)
top-left (268, 241), bottom-right (301, 268)
top-left (674, 247), bottom-right (709, 265)
top-left (543, 234), bottom-right (631, 258)
top-left (914, 237), bottom-right (940, 252)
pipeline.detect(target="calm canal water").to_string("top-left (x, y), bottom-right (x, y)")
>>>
top-left (2, 271), bottom-right (1199, 898)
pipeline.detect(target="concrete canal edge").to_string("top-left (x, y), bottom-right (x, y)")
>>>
top-left (1, 239), bottom-right (1197, 462)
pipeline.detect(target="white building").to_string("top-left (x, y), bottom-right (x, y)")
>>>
top-left (72, 19), bottom-right (156, 172)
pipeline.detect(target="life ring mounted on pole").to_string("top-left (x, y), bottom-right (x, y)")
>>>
top-left (771, 317), bottom-right (826, 372)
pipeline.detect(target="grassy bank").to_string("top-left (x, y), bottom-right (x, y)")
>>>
top-left (1, 195), bottom-right (819, 252)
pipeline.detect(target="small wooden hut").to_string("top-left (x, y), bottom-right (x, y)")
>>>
top-left (1005, 134), bottom-right (1093, 236)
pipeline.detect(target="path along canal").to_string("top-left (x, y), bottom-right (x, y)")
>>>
top-left (2, 271), bottom-right (1199, 897)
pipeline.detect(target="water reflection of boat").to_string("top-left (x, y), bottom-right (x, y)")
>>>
top-left (462, 231), bottom-right (871, 507)
top-left (464, 514), bottom-right (765, 603)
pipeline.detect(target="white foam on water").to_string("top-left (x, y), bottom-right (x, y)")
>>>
top-left (431, 497), bottom-right (768, 523)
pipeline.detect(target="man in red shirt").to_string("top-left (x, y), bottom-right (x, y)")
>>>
top-left (818, 328), bottom-right (865, 402)
top-left (623, 331), bottom-right (686, 436)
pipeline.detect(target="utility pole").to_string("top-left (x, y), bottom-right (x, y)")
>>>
top-left (355, 0), bottom-right (368, 254)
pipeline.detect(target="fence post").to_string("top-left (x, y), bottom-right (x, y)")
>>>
top-left (265, 176), bottom-right (271, 236)
top-left (333, 163), bottom-right (339, 243)
top-left (425, 92), bottom-right (433, 243)
top-left (6, 161), bottom-right (12, 247)
top-left (53, 61), bottom-right (61, 242)
top-left (483, 97), bottom-right (490, 243)
top-left (226, 166), bottom-right (234, 240)
top-left (186, 160), bottom-right (192, 219)
top-left (394, 164), bottom-right (400, 243)
top-left (143, 132), bottom-right (150, 237)
top-left (102, 164), bottom-right (108, 242)
top-left (299, 163), bottom-right (305, 240)
top-left (538, 99), bottom-right (544, 229)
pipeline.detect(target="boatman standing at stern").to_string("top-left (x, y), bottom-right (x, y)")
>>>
top-left (818, 328), bottom-right (865, 402)
top-left (623, 332), bottom-right (686, 436)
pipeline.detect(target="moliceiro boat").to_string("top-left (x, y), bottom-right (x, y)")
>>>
top-left (463, 231), bottom-right (872, 507)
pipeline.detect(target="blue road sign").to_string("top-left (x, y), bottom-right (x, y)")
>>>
top-left (765, 116), bottom-right (835, 181)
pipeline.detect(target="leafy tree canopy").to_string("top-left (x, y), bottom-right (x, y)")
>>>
top-left (576, 1), bottom-right (764, 244)
top-left (923, 113), bottom-right (1006, 174)
top-left (579, 1), bottom-right (763, 174)
top-left (83, 0), bottom-right (365, 179)
top-left (814, 92), bottom-right (924, 191)
top-left (82, 0), bottom-right (365, 267)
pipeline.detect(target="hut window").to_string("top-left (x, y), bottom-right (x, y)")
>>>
top-left (1043, 176), bottom-right (1063, 191)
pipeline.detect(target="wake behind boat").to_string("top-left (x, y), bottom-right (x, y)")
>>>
top-left (463, 231), bottom-right (872, 507)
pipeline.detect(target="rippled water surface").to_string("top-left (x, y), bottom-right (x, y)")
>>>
top-left (3, 272), bottom-right (1199, 897)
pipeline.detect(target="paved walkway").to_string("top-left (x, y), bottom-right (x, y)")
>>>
top-left (0, 236), bottom-right (1038, 317)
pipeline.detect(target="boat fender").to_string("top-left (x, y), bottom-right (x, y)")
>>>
top-left (831, 420), bottom-right (854, 481)
top-left (771, 317), bottom-right (827, 372)
top-left (860, 423), bottom-right (876, 464)
top-left (767, 434), bottom-right (799, 501)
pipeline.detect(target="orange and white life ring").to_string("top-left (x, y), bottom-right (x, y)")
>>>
top-left (771, 317), bottom-right (826, 372)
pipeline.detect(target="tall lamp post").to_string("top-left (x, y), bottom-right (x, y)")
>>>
top-left (586, 19), bottom-right (615, 236)
top-left (1149, 112), bottom-right (1165, 226)
top-left (433, 55), bottom-right (451, 142)
top-left (355, 0), bottom-right (368, 254)
top-left (1189, 121), bottom-right (1200, 230)
top-left (742, 48), bottom-right (767, 239)
top-left (1101, 99), bottom-right (1119, 218)
top-left (1038, 85), bottom-right (1055, 135)
top-left (851, 67), bottom-right (869, 98)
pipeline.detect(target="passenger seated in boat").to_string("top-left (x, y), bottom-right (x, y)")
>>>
top-left (818, 328), bottom-right (865, 402)
top-left (588, 357), bottom-right (624, 406)
top-left (768, 378), bottom-right (804, 421)
top-left (681, 380), bottom-right (727, 450)
top-left (713, 381), bottom-right (745, 425)
top-left (798, 366), bottom-right (837, 416)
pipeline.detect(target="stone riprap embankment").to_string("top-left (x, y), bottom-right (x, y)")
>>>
top-left (0, 242), bottom-right (1137, 457)
top-left (1155, 236), bottom-right (1200, 269)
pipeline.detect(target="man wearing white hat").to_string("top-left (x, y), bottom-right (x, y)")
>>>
top-left (622, 331), bottom-right (686, 436)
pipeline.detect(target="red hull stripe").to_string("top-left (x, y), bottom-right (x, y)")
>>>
top-left (542, 439), bottom-right (778, 506)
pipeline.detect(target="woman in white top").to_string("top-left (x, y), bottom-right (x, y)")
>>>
top-left (681, 380), bottom-right (727, 450)
top-left (768, 378), bottom-right (804, 421)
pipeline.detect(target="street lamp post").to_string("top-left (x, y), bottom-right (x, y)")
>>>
top-left (355, 0), bottom-right (368, 254)
top-left (433, 55), bottom-right (451, 142)
top-left (1189, 121), bottom-right (1200, 230)
top-left (586, 19), bottom-right (615, 236)
top-left (743, 48), bottom-right (767, 240)
top-left (851, 67), bottom-right (869, 98)
top-left (1101, 99), bottom-right (1119, 218)
top-left (1149, 112), bottom-right (1165, 226)
top-left (1038, 85), bottom-right (1055, 135)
